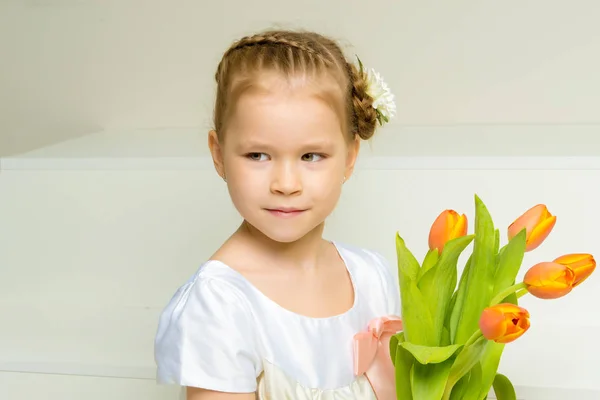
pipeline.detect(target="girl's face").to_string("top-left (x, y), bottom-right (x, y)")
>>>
top-left (209, 73), bottom-right (360, 244)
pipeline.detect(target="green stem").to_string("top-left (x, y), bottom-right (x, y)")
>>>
top-left (516, 288), bottom-right (528, 299)
top-left (490, 282), bottom-right (527, 306)
top-left (464, 329), bottom-right (483, 348)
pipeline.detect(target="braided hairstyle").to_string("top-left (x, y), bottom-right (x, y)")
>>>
top-left (213, 30), bottom-right (378, 141)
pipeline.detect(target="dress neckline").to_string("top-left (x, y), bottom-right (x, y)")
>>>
top-left (204, 240), bottom-right (359, 322)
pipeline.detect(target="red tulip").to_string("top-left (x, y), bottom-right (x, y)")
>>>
top-left (479, 303), bottom-right (530, 344)
top-left (523, 262), bottom-right (576, 299)
top-left (508, 204), bottom-right (556, 251)
top-left (428, 210), bottom-right (468, 254)
top-left (553, 253), bottom-right (596, 287)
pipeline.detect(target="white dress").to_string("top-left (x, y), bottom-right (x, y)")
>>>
top-left (154, 241), bottom-right (401, 399)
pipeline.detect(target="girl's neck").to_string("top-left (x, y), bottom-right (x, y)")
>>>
top-left (235, 220), bottom-right (330, 272)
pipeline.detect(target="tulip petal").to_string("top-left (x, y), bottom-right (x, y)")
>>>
top-left (495, 312), bottom-right (529, 343)
top-left (554, 253), bottom-right (590, 264)
top-left (553, 253), bottom-right (596, 287)
top-left (479, 303), bottom-right (530, 343)
top-left (496, 330), bottom-right (526, 344)
top-left (507, 204), bottom-right (556, 252)
top-left (428, 211), bottom-right (450, 253)
top-left (507, 204), bottom-right (546, 240)
top-left (573, 265), bottom-right (596, 287)
top-left (451, 214), bottom-right (468, 238)
top-left (493, 303), bottom-right (529, 316)
top-left (528, 286), bottom-right (573, 299)
top-left (526, 215), bottom-right (556, 251)
top-left (479, 308), bottom-right (507, 341)
top-left (524, 262), bottom-right (576, 299)
top-left (428, 210), bottom-right (469, 255)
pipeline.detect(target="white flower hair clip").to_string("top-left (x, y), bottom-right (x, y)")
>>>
top-left (356, 56), bottom-right (396, 126)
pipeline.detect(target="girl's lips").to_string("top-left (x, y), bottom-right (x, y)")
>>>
top-left (266, 208), bottom-right (306, 217)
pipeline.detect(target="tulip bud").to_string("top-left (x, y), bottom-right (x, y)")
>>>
top-left (553, 253), bottom-right (596, 287)
top-left (507, 204), bottom-right (556, 252)
top-left (523, 262), bottom-right (576, 299)
top-left (479, 303), bottom-right (530, 344)
top-left (428, 210), bottom-right (468, 254)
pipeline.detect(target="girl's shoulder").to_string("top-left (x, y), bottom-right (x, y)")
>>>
top-left (154, 260), bottom-right (262, 392)
top-left (157, 260), bottom-right (256, 321)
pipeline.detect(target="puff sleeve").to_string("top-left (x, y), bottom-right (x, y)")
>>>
top-left (154, 274), bottom-right (261, 392)
top-left (371, 250), bottom-right (402, 316)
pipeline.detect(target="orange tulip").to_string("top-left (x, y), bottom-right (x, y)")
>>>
top-left (553, 253), bottom-right (596, 287)
top-left (507, 204), bottom-right (556, 251)
top-left (479, 303), bottom-right (530, 343)
top-left (428, 210), bottom-right (468, 254)
top-left (523, 262), bottom-right (576, 299)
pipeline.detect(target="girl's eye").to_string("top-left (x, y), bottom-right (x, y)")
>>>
top-left (301, 153), bottom-right (324, 162)
top-left (247, 153), bottom-right (268, 161)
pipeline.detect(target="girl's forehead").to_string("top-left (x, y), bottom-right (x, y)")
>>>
top-left (224, 107), bottom-right (345, 153)
top-left (231, 92), bottom-right (343, 140)
top-left (233, 70), bottom-right (345, 105)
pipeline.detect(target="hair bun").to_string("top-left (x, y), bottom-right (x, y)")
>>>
top-left (348, 63), bottom-right (378, 140)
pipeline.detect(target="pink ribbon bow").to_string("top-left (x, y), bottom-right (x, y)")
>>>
top-left (353, 316), bottom-right (403, 400)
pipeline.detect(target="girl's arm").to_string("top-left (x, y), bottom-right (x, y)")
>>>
top-left (186, 387), bottom-right (256, 400)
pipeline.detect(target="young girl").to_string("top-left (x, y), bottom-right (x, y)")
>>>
top-left (154, 29), bottom-right (402, 400)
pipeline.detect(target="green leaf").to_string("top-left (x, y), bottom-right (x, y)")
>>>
top-left (492, 229), bottom-right (526, 299)
top-left (389, 334), bottom-right (399, 367)
top-left (419, 235), bottom-right (475, 345)
top-left (393, 333), bottom-right (414, 400)
top-left (454, 195), bottom-right (497, 344)
top-left (404, 282), bottom-right (436, 345)
top-left (477, 342), bottom-right (505, 400)
top-left (493, 229), bottom-right (500, 256)
top-left (399, 342), bottom-right (463, 364)
top-left (443, 337), bottom-right (488, 398)
top-left (396, 233), bottom-right (420, 284)
top-left (396, 233), bottom-right (435, 345)
top-left (446, 291), bottom-right (457, 328)
top-left (492, 373), bottom-right (517, 400)
top-left (460, 362), bottom-right (483, 400)
top-left (412, 358), bottom-right (456, 400)
top-left (418, 249), bottom-right (440, 281)
top-left (448, 373), bottom-right (470, 400)
top-left (444, 292), bottom-right (457, 346)
top-left (449, 255), bottom-right (472, 343)
top-left (441, 326), bottom-right (451, 346)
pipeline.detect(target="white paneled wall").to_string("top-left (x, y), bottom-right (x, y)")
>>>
top-left (0, 372), bottom-right (181, 400)
top-left (2, 157), bottom-right (600, 399)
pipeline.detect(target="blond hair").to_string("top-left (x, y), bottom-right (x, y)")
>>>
top-left (213, 29), bottom-right (379, 141)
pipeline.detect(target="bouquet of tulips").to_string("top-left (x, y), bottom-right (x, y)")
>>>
top-left (390, 195), bottom-right (596, 400)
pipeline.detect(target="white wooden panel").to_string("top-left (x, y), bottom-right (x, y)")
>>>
top-left (0, 372), bottom-right (180, 400)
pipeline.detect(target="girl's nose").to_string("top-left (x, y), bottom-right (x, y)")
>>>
top-left (270, 163), bottom-right (302, 195)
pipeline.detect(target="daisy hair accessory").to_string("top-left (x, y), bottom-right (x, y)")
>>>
top-left (356, 56), bottom-right (396, 126)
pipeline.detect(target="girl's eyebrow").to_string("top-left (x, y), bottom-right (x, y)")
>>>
top-left (237, 138), bottom-right (336, 150)
top-left (236, 139), bottom-right (274, 149)
top-left (302, 139), bottom-right (336, 149)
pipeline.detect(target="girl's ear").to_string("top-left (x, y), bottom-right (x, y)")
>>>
top-left (344, 135), bottom-right (361, 180)
top-left (208, 130), bottom-right (226, 180)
